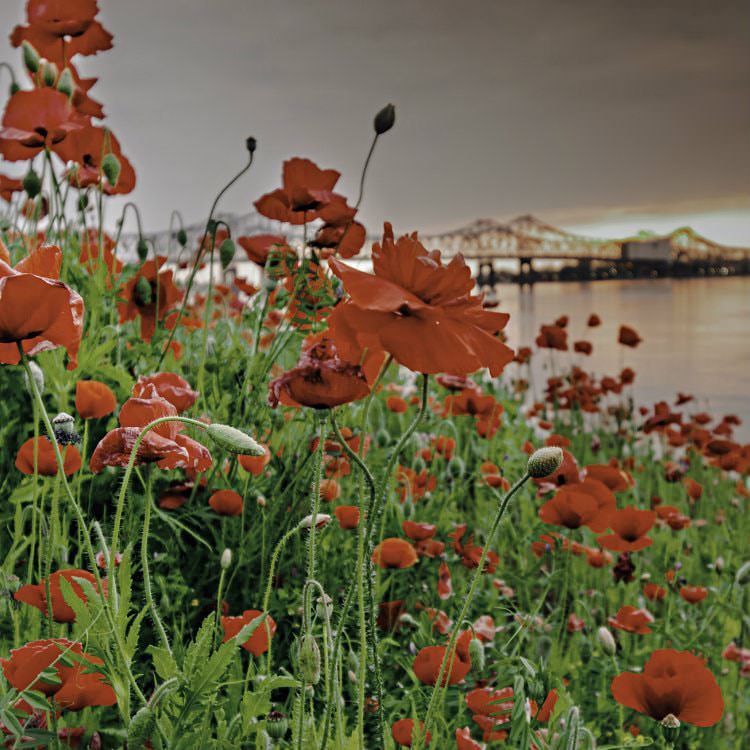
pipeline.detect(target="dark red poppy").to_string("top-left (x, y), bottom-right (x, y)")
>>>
top-left (597, 506), bottom-right (656, 552)
top-left (608, 605), bottom-right (654, 634)
top-left (335, 505), bottom-right (360, 529)
top-left (132, 372), bottom-right (198, 413)
top-left (618, 325), bottom-right (642, 348)
top-left (209, 489), bottom-right (243, 516)
top-left (574, 340), bottom-right (592, 355)
top-left (536, 324), bottom-right (568, 351)
top-left (680, 586), bottom-right (708, 604)
top-left (221, 610), bottom-right (276, 656)
top-left (587, 314), bottom-right (601, 327)
top-left (15, 569), bottom-right (105, 623)
top-left (328, 223), bottom-right (514, 377)
top-left (391, 718), bottom-right (431, 747)
top-left (584, 463), bottom-right (633, 492)
top-left (412, 642), bottom-right (471, 686)
top-left (611, 649), bottom-right (723, 726)
top-left (75, 379), bottom-right (117, 419)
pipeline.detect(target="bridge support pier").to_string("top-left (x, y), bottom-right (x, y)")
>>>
top-left (518, 257), bottom-right (535, 286)
top-left (477, 261), bottom-right (497, 288)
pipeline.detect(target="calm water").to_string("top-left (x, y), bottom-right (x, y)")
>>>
top-left (496, 277), bottom-right (750, 441)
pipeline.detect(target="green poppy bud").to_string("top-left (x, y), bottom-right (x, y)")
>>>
top-left (265, 710), bottom-right (288, 739)
top-left (579, 639), bottom-right (592, 664)
top-left (245, 136), bottom-right (257, 153)
top-left (57, 68), bottom-right (74, 98)
top-left (127, 705), bottom-right (155, 748)
top-left (374, 103), bottom-right (396, 135)
top-left (23, 361), bottom-right (45, 395)
top-left (207, 424), bottom-right (264, 456)
top-left (42, 61), bottom-right (58, 87)
top-left (176, 228), bottom-right (188, 247)
top-left (298, 635), bottom-right (321, 685)
top-left (412, 456), bottom-right (427, 474)
top-left (136, 239), bottom-right (149, 262)
top-left (23, 169), bottom-right (42, 199)
top-left (78, 193), bottom-right (89, 211)
top-left (219, 238), bottom-right (236, 269)
top-left (468, 637), bottom-right (485, 675)
top-left (597, 626), bottom-right (616, 656)
top-left (447, 456), bottom-right (465, 478)
top-left (9, 82), bottom-right (20, 96)
top-left (134, 276), bottom-right (153, 306)
top-left (527, 447), bottom-right (564, 478)
top-left (375, 427), bottom-right (391, 448)
top-left (22, 41), bottom-right (40, 73)
top-left (220, 548), bottom-right (232, 569)
top-left (101, 153), bottom-right (121, 187)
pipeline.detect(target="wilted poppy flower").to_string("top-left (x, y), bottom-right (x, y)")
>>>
top-left (597, 507), bottom-right (656, 552)
top-left (611, 649), bottom-right (723, 727)
top-left (437, 562), bottom-right (453, 600)
top-left (618, 325), bottom-right (642, 348)
top-left (15, 569), bottom-right (104, 623)
top-left (117, 257), bottom-right (182, 342)
top-left (335, 505), bottom-right (360, 529)
top-left (269, 334), bottom-right (370, 409)
top-left (0, 246), bottom-right (84, 369)
top-left (75, 379), bottom-right (117, 419)
top-left (16, 436), bottom-right (81, 476)
top-left (221, 609), bottom-right (276, 656)
top-left (608, 605), bottom-right (654, 635)
top-left (132, 372), bottom-right (198, 413)
top-left (209, 489), bottom-right (243, 516)
top-left (680, 586), bottom-right (709, 604)
top-left (255, 158), bottom-right (341, 224)
top-left (392, 718), bottom-right (431, 747)
top-left (372, 538), bottom-right (418, 569)
top-left (328, 223), bottom-right (514, 377)
top-left (1, 638), bottom-right (116, 711)
top-left (413, 642), bottom-right (471, 686)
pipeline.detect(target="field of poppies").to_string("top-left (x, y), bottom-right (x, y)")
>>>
top-left (0, 3), bottom-right (748, 750)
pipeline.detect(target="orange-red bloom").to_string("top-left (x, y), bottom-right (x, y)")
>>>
top-left (611, 649), bottom-right (723, 727)
top-left (15, 569), bottom-right (104, 623)
top-left (75, 379), bottom-right (117, 419)
top-left (597, 506), bottom-right (656, 552)
top-left (221, 609), bottom-right (276, 656)
top-left (16, 436), bottom-right (81, 476)
top-left (413, 642), bottom-right (471, 686)
top-left (328, 223), bottom-right (514, 377)
top-left (392, 718), bottom-right (431, 747)
top-left (608, 605), bottom-right (654, 635)
top-left (132, 372), bottom-right (198, 413)
top-left (372, 538), bottom-right (418, 569)
top-left (618, 325), bottom-right (642, 348)
top-left (335, 505), bottom-right (360, 529)
top-left (680, 586), bottom-right (709, 604)
top-left (209, 489), bottom-right (243, 516)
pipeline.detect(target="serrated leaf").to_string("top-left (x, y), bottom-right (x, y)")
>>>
top-left (148, 644), bottom-right (180, 681)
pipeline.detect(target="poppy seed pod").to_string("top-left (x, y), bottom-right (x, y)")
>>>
top-left (137, 239), bottom-right (149, 262)
top-left (298, 635), bottom-right (321, 685)
top-left (52, 412), bottom-right (79, 445)
top-left (42, 61), bottom-right (58, 87)
top-left (220, 548), bottom-right (232, 569)
top-left (57, 68), bottom-right (74, 98)
top-left (22, 41), bottom-right (40, 73)
top-left (527, 447), bottom-right (564, 478)
top-left (245, 136), bottom-right (257, 153)
top-left (23, 169), bottom-right (42, 198)
top-left (661, 713), bottom-right (681, 745)
top-left (219, 238), bottom-right (236, 270)
top-left (102, 153), bottom-right (121, 187)
top-left (597, 626), bottom-right (616, 656)
top-left (374, 103), bottom-right (396, 135)
top-left (207, 424), bottom-right (264, 456)
top-left (265, 710), bottom-right (288, 740)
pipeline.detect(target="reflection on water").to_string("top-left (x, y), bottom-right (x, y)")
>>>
top-left (496, 277), bottom-right (750, 440)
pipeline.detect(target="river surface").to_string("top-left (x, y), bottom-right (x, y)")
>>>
top-left (495, 277), bottom-right (750, 441)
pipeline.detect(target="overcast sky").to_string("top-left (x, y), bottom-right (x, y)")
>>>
top-left (1, 0), bottom-right (748, 242)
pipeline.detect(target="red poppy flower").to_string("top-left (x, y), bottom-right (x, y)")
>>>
top-left (402, 520), bottom-right (437, 541)
top-left (437, 562), bottom-right (453, 600)
top-left (0, 246), bottom-right (84, 369)
top-left (14, 569), bottom-right (105, 624)
top-left (584, 463), bottom-right (633, 492)
top-left (117, 258), bottom-right (182, 342)
top-left (238, 443), bottom-right (272, 476)
top-left (328, 223), bottom-right (514, 377)
top-left (643, 583), bottom-right (667, 601)
top-left (387, 395), bottom-right (408, 413)
top-left (608, 605), bottom-right (654, 635)
top-left (11, 0), bottom-right (113, 67)
top-left (680, 586), bottom-right (709, 604)
top-left (618, 325), bottom-right (642, 348)
top-left (597, 506), bottom-right (656, 552)
top-left (75, 379), bottom-right (117, 419)
top-left (372, 538), bottom-right (418, 569)
top-left (209, 489), bottom-right (243, 516)
top-left (377, 600), bottom-right (406, 632)
top-left (268, 334), bottom-right (370, 409)
top-left (255, 158), bottom-right (341, 224)
top-left (16, 436), bottom-right (81, 476)
top-left (611, 649), bottom-right (724, 726)
top-left (0, 173), bottom-right (23, 202)
top-left (311, 196), bottom-right (367, 259)
top-left (1, 638), bottom-right (116, 712)
top-left (536, 324), bottom-right (568, 351)
top-left (456, 727), bottom-right (483, 750)
top-left (413, 643), bottom-right (471, 686)
top-left (132, 372), bottom-right (198, 413)
top-left (0, 88), bottom-right (82, 161)
top-left (587, 314), bottom-right (601, 327)
top-left (221, 609), bottom-right (276, 656)
top-left (392, 718), bottom-right (431, 747)
top-left (538, 487), bottom-right (605, 530)
top-left (574, 340), bottom-right (593, 355)
top-left (585, 547), bottom-right (613, 568)
top-left (335, 505), bottom-right (360, 529)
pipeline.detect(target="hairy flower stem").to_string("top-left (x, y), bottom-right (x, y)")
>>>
top-left (418, 471), bottom-right (531, 748)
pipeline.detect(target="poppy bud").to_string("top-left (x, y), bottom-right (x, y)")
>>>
top-left (527, 447), bottom-right (564, 478)
top-left (597, 626), bottom-right (616, 656)
top-left (207, 423), bottom-right (264, 455)
top-left (42, 61), bottom-right (58, 87)
top-left (447, 456), bottom-right (465, 478)
top-left (22, 41), bottom-right (40, 73)
top-left (316, 594), bottom-right (332, 620)
top-left (78, 194), bottom-right (89, 211)
top-left (9, 82), bottom-right (20, 95)
top-left (374, 103), bottom-right (396, 135)
top-left (102, 153), bottom-right (121, 187)
top-left (579, 639), bottom-right (592, 664)
top-left (347, 650), bottom-right (359, 673)
top-left (57, 68), bottom-right (74, 98)
top-left (265, 710), bottom-right (288, 739)
top-left (219, 238), bottom-right (236, 269)
top-left (736, 560), bottom-right (750, 586)
top-left (256, 495), bottom-right (267, 508)
top-left (23, 169), bottom-right (42, 199)
top-left (246, 136), bottom-right (257, 153)
top-left (468, 637), bottom-right (485, 675)
top-left (23, 361), bottom-right (45, 395)
top-left (52, 412), bottom-right (79, 445)
top-left (299, 513), bottom-right (331, 530)
top-left (176, 228), bottom-right (188, 247)
top-left (137, 239), bottom-right (149, 262)
top-left (298, 635), bottom-right (321, 685)
top-left (220, 548), bottom-right (232, 569)
top-left (134, 276), bottom-right (152, 306)
top-left (127, 705), bottom-right (156, 748)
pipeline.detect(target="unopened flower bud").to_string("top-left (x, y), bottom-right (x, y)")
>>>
top-left (101, 153), bottom-right (121, 187)
top-left (127, 705), bottom-right (156, 748)
top-left (57, 68), bottom-right (74, 97)
top-left (137, 238), bottom-right (149, 262)
top-left (374, 103), bottom-right (395, 135)
top-left (597, 626), bottom-right (616, 656)
top-left (207, 423), bottom-right (264, 455)
top-left (134, 276), bottom-right (152, 306)
top-left (256, 494), bottom-right (267, 508)
top-left (736, 560), bottom-right (750, 586)
top-left (375, 427), bottom-right (391, 448)
top-left (23, 360), bottom-right (45, 394)
top-left (9, 82), bottom-right (20, 96)
top-left (316, 594), bottom-right (333, 620)
top-left (245, 136), bottom-right (257, 153)
top-left (299, 513), bottom-right (331, 530)
top-left (220, 548), bottom-right (232, 569)
top-left (176, 228), bottom-right (188, 247)
top-left (22, 41), bottom-right (40, 73)
top-left (298, 635), bottom-right (321, 685)
top-left (42, 61), bottom-right (58, 87)
top-left (527, 447), bottom-right (564, 478)
top-left (468, 637), bottom-right (485, 675)
top-left (219, 238), bottom-right (236, 269)
top-left (265, 710), bottom-right (288, 740)
top-left (52, 412), bottom-right (79, 445)
top-left (78, 193), bottom-right (89, 211)
top-left (23, 169), bottom-right (42, 198)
